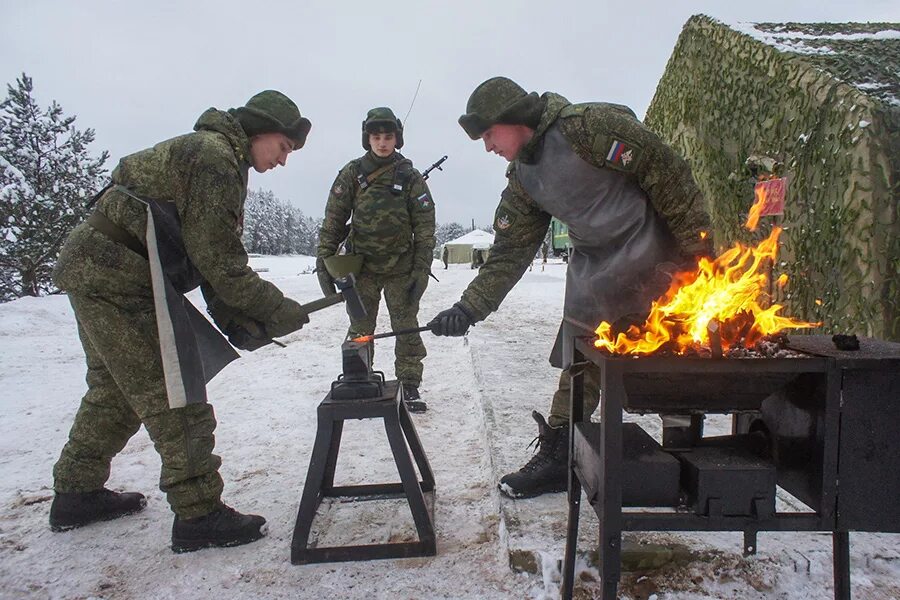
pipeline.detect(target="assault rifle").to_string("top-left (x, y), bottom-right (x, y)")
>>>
top-left (422, 155), bottom-right (448, 180)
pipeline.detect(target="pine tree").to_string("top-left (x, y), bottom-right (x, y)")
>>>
top-left (243, 187), bottom-right (320, 256)
top-left (0, 74), bottom-right (108, 300)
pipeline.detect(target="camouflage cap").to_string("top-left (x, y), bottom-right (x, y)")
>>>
top-left (362, 106), bottom-right (404, 150)
top-left (230, 90), bottom-right (312, 149)
top-left (458, 77), bottom-right (543, 140)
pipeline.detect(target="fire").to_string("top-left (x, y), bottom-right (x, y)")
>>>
top-left (351, 335), bottom-right (373, 343)
top-left (746, 185), bottom-right (766, 231)
top-left (593, 227), bottom-right (819, 356)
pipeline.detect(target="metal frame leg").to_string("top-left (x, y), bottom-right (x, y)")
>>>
top-left (291, 408), bottom-right (336, 561)
top-left (597, 363), bottom-right (624, 600)
top-left (562, 359), bottom-right (586, 600)
top-left (833, 531), bottom-right (851, 600)
top-left (398, 400), bottom-right (436, 492)
top-left (384, 409), bottom-right (436, 552)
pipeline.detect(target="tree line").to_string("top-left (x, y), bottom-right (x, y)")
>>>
top-left (0, 73), bottom-right (493, 302)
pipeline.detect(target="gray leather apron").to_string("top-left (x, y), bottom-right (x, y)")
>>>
top-left (516, 125), bottom-right (677, 367)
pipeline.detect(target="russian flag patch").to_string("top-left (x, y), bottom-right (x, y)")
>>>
top-left (606, 140), bottom-right (635, 168)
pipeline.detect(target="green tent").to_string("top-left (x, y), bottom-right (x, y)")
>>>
top-left (646, 15), bottom-right (899, 340)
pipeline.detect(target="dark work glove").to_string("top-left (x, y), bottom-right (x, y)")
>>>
top-left (316, 256), bottom-right (336, 297)
top-left (428, 303), bottom-right (475, 337)
top-left (266, 297), bottom-right (310, 338)
top-left (406, 270), bottom-right (430, 304)
top-left (224, 318), bottom-right (272, 351)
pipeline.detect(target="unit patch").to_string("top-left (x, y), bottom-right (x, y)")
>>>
top-left (332, 183), bottom-right (344, 196)
top-left (496, 212), bottom-right (513, 230)
top-left (417, 193), bottom-right (431, 208)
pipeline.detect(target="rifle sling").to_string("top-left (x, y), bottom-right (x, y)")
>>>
top-left (363, 161), bottom-right (397, 186)
top-left (87, 210), bottom-right (149, 259)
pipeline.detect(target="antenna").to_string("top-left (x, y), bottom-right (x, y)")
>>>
top-left (402, 79), bottom-right (422, 127)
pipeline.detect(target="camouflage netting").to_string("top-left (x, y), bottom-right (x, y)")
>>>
top-left (645, 14), bottom-right (900, 341)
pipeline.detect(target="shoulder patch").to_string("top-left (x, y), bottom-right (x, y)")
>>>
top-left (595, 135), bottom-right (642, 172)
top-left (495, 209), bottom-right (516, 230)
top-left (416, 192), bottom-right (432, 209)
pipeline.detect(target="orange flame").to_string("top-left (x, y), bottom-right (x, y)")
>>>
top-left (746, 185), bottom-right (766, 231)
top-left (351, 335), bottom-right (373, 343)
top-left (593, 227), bottom-right (819, 355)
top-left (776, 274), bottom-right (789, 288)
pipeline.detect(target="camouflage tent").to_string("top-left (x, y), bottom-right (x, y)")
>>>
top-left (646, 15), bottom-right (899, 340)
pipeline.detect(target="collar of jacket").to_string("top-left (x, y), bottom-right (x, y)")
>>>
top-left (194, 108), bottom-right (252, 168)
top-left (360, 150), bottom-right (402, 171)
top-left (515, 92), bottom-right (570, 165)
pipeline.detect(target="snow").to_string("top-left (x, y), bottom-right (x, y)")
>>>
top-left (727, 21), bottom-right (900, 56)
top-left (444, 229), bottom-right (495, 247)
top-left (1, 255), bottom-right (899, 599)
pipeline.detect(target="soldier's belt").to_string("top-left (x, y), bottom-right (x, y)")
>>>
top-left (87, 210), bottom-right (148, 259)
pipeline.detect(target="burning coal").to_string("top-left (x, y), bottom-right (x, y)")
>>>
top-left (593, 227), bottom-right (819, 356)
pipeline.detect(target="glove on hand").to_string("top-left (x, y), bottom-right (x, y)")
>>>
top-left (266, 297), bottom-right (310, 338)
top-left (428, 303), bottom-right (475, 337)
top-left (406, 270), bottom-right (430, 304)
top-left (316, 257), bottom-right (337, 297)
top-left (223, 317), bottom-right (271, 351)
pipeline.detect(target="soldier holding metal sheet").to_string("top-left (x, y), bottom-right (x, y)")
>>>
top-left (50, 90), bottom-right (312, 552)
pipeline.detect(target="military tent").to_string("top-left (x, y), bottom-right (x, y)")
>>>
top-left (646, 15), bottom-right (899, 340)
top-left (442, 230), bottom-right (495, 265)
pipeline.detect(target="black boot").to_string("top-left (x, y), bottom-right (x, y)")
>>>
top-left (402, 384), bottom-right (427, 413)
top-left (171, 504), bottom-right (267, 553)
top-left (498, 411), bottom-right (569, 499)
top-left (49, 488), bottom-right (147, 532)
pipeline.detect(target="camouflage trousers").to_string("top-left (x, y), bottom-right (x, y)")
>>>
top-left (548, 363), bottom-right (601, 428)
top-left (52, 293), bottom-right (223, 518)
top-left (348, 270), bottom-right (426, 387)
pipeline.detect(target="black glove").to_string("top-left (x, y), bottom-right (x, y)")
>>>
top-left (406, 270), bottom-right (430, 304)
top-left (428, 303), bottom-right (475, 337)
top-left (224, 318), bottom-right (271, 351)
top-left (316, 256), bottom-right (336, 297)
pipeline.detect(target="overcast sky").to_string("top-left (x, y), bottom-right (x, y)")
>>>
top-left (3, 1), bottom-right (898, 227)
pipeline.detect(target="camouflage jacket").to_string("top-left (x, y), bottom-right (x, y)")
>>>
top-left (459, 92), bottom-right (713, 321)
top-left (53, 108), bottom-right (290, 329)
top-left (317, 152), bottom-right (435, 275)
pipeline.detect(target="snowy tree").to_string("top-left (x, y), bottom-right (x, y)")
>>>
top-left (434, 221), bottom-right (466, 257)
top-left (0, 74), bottom-right (109, 301)
top-left (242, 188), bottom-right (319, 256)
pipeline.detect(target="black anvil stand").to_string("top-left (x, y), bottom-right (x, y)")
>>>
top-left (291, 341), bottom-right (436, 564)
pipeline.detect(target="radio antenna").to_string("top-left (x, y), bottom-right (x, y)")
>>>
top-left (402, 79), bottom-right (422, 127)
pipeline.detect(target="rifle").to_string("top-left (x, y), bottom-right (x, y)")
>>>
top-left (422, 155), bottom-right (448, 181)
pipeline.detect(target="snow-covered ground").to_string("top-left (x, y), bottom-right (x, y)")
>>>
top-left (1, 255), bottom-right (898, 599)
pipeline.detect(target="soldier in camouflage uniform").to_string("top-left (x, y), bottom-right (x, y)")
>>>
top-left (50, 90), bottom-right (313, 551)
top-left (429, 77), bottom-right (713, 498)
top-left (317, 107), bottom-right (436, 412)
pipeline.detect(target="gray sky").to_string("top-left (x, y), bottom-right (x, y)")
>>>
top-left (3, 0), bottom-right (898, 227)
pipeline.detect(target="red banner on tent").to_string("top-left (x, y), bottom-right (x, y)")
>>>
top-left (753, 177), bottom-right (787, 216)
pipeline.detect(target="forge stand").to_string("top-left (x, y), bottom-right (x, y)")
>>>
top-left (291, 380), bottom-right (436, 564)
top-left (561, 332), bottom-right (900, 600)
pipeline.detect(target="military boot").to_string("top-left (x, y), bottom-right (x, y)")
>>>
top-left (498, 411), bottom-right (569, 499)
top-left (403, 383), bottom-right (427, 413)
top-left (49, 488), bottom-right (147, 532)
top-left (171, 504), bottom-right (267, 553)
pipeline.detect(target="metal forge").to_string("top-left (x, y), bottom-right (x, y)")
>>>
top-left (291, 340), bottom-right (436, 564)
top-left (560, 328), bottom-right (900, 599)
